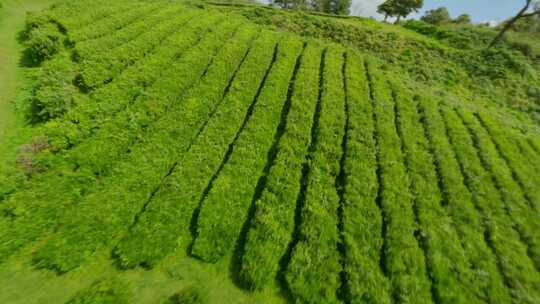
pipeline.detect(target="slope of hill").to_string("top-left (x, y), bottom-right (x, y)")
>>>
top-left (1, 1), bottom-right (540, 303)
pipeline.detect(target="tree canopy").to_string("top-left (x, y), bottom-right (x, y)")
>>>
top-left (272, 0), bottom-right (351, 14)
top-left (377, 0), bottom-right (424, 23)
top-left (421, 7), bottom-right (451, 25)
top-left (490, 0), bottom-right (540, 47)
top-left (454, 14), bottom-right (471, 24)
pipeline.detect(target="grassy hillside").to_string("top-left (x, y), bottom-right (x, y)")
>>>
top-left (1, 0), bottom-right (540, 303)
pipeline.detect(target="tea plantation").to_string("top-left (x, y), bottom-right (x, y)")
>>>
top-left (1, 0), bottom-right (540, 303)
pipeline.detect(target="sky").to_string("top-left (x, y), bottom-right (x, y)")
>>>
top-left (259, 1), bottom-right (528, 24)
top-left (354, 0), bottom-right (526, 23)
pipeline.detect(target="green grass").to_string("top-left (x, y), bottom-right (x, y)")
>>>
top-left (1, 1), bottom-right (540, 303)
top-left (0, 0), bottom-right (52, 161)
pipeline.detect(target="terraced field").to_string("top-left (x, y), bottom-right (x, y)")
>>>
top-left (1, 0), bottom-right (540, 303)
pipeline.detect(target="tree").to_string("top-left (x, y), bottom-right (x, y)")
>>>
top-left (377, 0), bottom-right (398, 22)
top-left (274, 0), bottom-right (308, 9)
top-left (310, 0), bottom-right (351, 15)
top-left (514, 14), bottom-right (540, 32)
top-left (378, 0), bottom-right (424, 24)
top-left (490, 0), bottom-right (540, 47)
top-left (421, 7), bottom-right (451, 25)
top-left (454, 14), bottom-right (472, 24)
top-left (333, 0), bottom-right (352, 15)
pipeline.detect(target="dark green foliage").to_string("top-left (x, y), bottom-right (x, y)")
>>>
top-left (273, 0), bottom-right (350, 15)
top-left (454, 14), bottom-right (471, 24)
top-left (162, 285), bottom-right (208, 304)
top-left (27, 53), bottom-right (79, 122)
top-left (65, 279), bottom-right (131, 304)
top-left (23, 13), bottom-right (65, 64)
top-left (377, 0), bottom-right (424, 22)
top-left (421, 7), bottom-right (451, 25)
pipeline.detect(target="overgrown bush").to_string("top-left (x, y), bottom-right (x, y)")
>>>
top-left (23, 12), bottom-right (65, 64)
top-left (162, 285), bottom-right (208, 304)
top-left (28, 53), bottom-right (79, 122)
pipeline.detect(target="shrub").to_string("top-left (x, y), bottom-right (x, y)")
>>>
top-left (23, 13), bottom-right (65, 64)
top-left (162, 285), bottom-right (208, 304)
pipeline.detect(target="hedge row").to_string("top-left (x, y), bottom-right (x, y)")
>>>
top-left (0, 16), bottom-right (239, 265)
top-left (31, 29), bottom-right (279, 273)
top-left (440, 104), bottom-right (540, 303)
top-left (458, 108), bottom-right (540, 285)
top-left (78, 5), bottom-right (195, 88)
top-left (47, 0), bottom-right (134, 31)
top-left (366, 59), bottom-right (432, 303)
top-left (529, 137), bottom-right (540, 154)
top-left (476, 112), bottom-right (540, 213)
top-left (190, 37), bottom-right (304, 263)
top-left (44, 13), bottom-right (222, 150)
top-left (417, 97), bottom-right (510, 303)
top-left (68, 2), bottom-right (159, 42)
top-left (113, 25), bottom-right (260, 268)
top-left (339, 53), bottom-right (392, 303)
top-left (73, 4), bottom-right (186, 61)
top-left (284, 45), bottom-right (345, 304)
top-left (390, 83), bottom-right (481, 303)
top-left (239, 44), bottom-right (323, 290)
top-left (515, 135), bottom-right (540, 185)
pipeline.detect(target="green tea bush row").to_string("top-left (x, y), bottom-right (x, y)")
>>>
top-left (441, 105), bottom-right (540, 303)
top-left (284, 45), bottom-right (345, 304)
top-left (366, 59), bottom-right (432, 303)
top-left (44, 13), bottom-right (221, 150)
top-left (48, 0), bottom-right (133, 31)
top-left (68, 3), bottom-right (159, 42)
top-left (74, 4), bottom-right (186, 62)
top-left (515, 136), bottom-right (540, 185)
top-left (0, 17), bottom-right (237, 265)
top-left (31, 30), bottom-right (279, 273)
top-left (113, 25), bottom-right (259, 268)
top-left (476, 112), bottom-right (540, 213)
top-left (239, 44), bottom-right (322, 290)
top-left (78, 5), bottom-right (194, 88)
top-left (338, 52), bottom-right (391, 303)
top-left (458, 109), bottom-right (540, 272)
top-left (530, 137), bottom-right (540, 154)
top-left (393, 84), bottom-right (489, 303)
top-left (190, 37), bottom-right (303, 263)
top-left (418, 97), bottom-right (510, 303)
